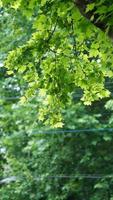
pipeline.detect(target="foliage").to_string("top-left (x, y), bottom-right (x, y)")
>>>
top-left (1, 96), bottom-right (113, 199)
top-left (0, 7), bottom-right (33, 61)
top-left (1, 1), bottom-right (113, 200)
top-left (1, 0), bottom-right (113, 125)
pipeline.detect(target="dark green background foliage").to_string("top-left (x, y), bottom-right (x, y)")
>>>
top-left (1, 95), bottom-right (113, 200)
top-left (1, 0), bottom-right (113, 200)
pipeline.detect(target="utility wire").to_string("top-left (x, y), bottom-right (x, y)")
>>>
top-left (2, 81), bottom-right (113, 89)
top-left (1, 174), bottom-right (113, 185)
top-left (0, 93), bottom-right (113, 100)
top-left (1, 84), bottom-right (113, 100)
top-left (31, 128), bottom-right (113, 135)
top-left (35, 174), bottom-right (113, 179)
top-left (1, 128), bottom-right (113, 137)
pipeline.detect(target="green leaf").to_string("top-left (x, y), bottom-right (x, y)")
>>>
top-left (86, 3), bottom-right (95, 13)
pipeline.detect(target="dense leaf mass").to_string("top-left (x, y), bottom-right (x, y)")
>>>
top-left (1, 0), bottom-right (113, 125)
top-left (1, 1), bottom-right (113, 200)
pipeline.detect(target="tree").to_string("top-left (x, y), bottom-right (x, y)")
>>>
top-left (0, 5), bottom-right (113, 200)
top-left (75, 0), bottom-right (113, 39)
top-left (1, 0), bottom-right (113, 126)
top-left (1, 98), bottom-right (113, 199)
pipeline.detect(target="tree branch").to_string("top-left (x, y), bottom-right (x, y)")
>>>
top-left (74, 0), bottom-right (113, 39)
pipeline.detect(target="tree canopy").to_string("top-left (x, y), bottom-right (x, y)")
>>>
top-left (1, 0), bottom-right (113, 126)
top-left (1, 1), bottom-right (113, 199)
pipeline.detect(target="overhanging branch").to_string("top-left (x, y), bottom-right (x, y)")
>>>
top-left (74, 0), bottom-right (113, 39)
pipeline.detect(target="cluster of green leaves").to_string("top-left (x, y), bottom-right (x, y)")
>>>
top-left (1, 0), bottom-right (113, 125)
top-left (87, 0), bottom-right (113, 24)
top-left (1, 93), bottom-right (113, 199)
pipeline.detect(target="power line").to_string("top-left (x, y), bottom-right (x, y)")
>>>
top-left (0, 96), bottom-right (20, 100)
top-left (35, 174), bottom-right (113, 179)
top-left (1, 128), bottom-right (113, 137)
top-left (2, 81), bottom-right (113, 90)
top-left (0, 94), bottom-right (110, 100)
top-left (1, 84), bottom-right (113, 100)
top-left (1, 174), bottom-right (113, 185)
top-left (31, 127), bottom-right (113, 135)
